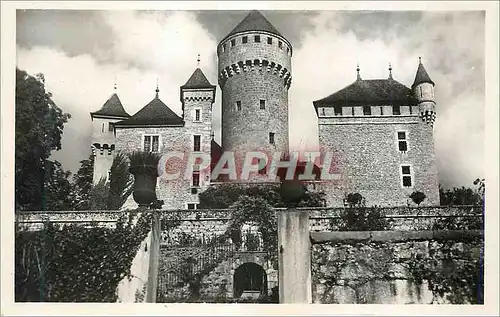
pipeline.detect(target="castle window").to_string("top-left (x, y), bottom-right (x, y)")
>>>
top-left (260, 99), bottom-right (266, 110)
top-left (195, 109), bottom-right (201, 121)
top-left (278, 41), bottom-right (283, 49)
top-left (363, 106), bottom-right (371, 115)
top-left (269, 132), bottom-right (275, 145)
top-left (287, 47), bottom-right (290, 54)
top-left (393, 105), bottom-right (401, 115)
top-left (231, 39), bottom-right (236, 47)
top-left (193, 135), bottom-right (201, 152)
top-left (192, 171), bottom-right (200, 187)
top-left (397, 131), bottom-right (408, 152)
top-left (267, 37), bottom-right (272, 45)
top-left (222, 43), bottom-right (226, 52)
top-left (187, 203), bottom-right (198, 210)
top-left (236, 101), bottom-right (242, 111)
top-left (351, 107), bottom-right (355, 116)
top-left (254, 35), bottom-right (261, 43)
top-left (410, 106), bottom-right (413, 115)
top-left (102, 123), bottom-right (105, 132)
top-left (380, 106), bottom-right (384, 115)
top-left (401, 165), bottom-right (412, 187)
top-left (108, 123), bottom-right (114, 132)
top-left (242, 36), bottom-right (248, 44)
top-left (420, 87), bottom-right (423, 97)
top-left (334, 105), bottom-right (342, 116)
top-left (143, 135), bottom-right (160, 153)
top-left (321, 108), bottom-right (326, 116)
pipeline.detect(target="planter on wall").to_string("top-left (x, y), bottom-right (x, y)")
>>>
top-left (128, 151), bottom-right (161, 208)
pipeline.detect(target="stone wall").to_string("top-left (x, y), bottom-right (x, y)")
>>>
top-left (318, 115), bottom-right (439, 207)
top-left (311, 238), bottom-right (483, 304)
top-left (115, 125), bottom-right (211, 209)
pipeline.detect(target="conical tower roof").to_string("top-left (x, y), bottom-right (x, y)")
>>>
top-left (412, 59), bottom-right (435, 88)
top-left (91, 93), bottom-right (130, 118)
top-left (223, 10), bottom-right (282, 41)
top-left (181, 68), bottom-right (215, 89)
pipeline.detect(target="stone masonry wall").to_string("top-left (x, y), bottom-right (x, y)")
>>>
top-left (318, 115), bottom-right (440, 207)
top-left (115, 126), bottom-right (211, 209)
top-left (312, 238), bottom-right (483, 304)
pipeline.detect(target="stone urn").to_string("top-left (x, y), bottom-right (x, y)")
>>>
top-left (279, 179), bottom-right (306, 207)
top-left (128, 151), bottom-right (161, 207)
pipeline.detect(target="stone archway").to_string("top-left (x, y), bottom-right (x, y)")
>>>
top-left (233, 262), bottom-right (268, 299)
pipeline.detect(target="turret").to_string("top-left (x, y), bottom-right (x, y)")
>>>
top-left (180, 62), bottom-right (216, 188)
top-left (412, 57), bottom-right (436, 125)
top-left (217, 10), bottom-right (292, 182)
top-left (90, 84), bottom-right (130, 183)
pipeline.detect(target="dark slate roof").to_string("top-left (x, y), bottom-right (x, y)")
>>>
top-left (114, 95), bottom-right (183, 126)
top-left (181, 68), bottom-right (215, 89)
top-left (91, 93), bottom-right (130, 118)
top-left (224, 10), bottom-right (282, 40)
top-left (412, 62), bottom-right (435, 88)
top-left (313, 79), bottom-right (416, 108)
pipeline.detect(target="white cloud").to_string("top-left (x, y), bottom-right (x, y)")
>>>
top-left (17, 10), bottom-right (220, 172)
top-left (289, 11), bottom-right (485, 187)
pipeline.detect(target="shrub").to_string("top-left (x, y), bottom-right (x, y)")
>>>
top-left (410, 191), bottom-right (427, 206)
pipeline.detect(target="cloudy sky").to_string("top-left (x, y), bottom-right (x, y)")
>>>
top-left (16, 8), bottom-right (485, 188)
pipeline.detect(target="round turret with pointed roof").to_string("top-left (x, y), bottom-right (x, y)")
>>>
top-left (412, 57), bottom-right (435, 88)
top-left (217, 10), bottom-right (292, 183)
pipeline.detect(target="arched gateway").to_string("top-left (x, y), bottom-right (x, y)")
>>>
top-left (233, 262), bottom-right (268, 299)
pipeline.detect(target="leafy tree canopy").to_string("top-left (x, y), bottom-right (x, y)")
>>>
top-left (15, 68), bottom-right (71, 211)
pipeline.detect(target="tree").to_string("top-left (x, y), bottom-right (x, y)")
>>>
top-left (198, 183), bottom-right (325, 209)
top-left (439, 185), bottom-right (482, 206)
top-left (44, 161), bottom-right (74, 211)
top-left (107, 152), bottom-right (133, 210)
top-left (410, 191), bottom-right (427, 206)
top-left (90, 178), bottom-right (109, 210)
top-left (15, 68), bottom-right (71, 211)
top-left (72, 155), bottom-right (94, 210)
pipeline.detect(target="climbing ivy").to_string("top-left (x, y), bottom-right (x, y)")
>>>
top-left (408, 239), bottom-right (484, 304)
top-left (226, 196), bottom-right (278, 263)
top-left (15, 210), bottom-right (152, 302)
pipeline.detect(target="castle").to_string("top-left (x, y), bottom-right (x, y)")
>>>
top-left (90, 10), bottom-right (440, 209)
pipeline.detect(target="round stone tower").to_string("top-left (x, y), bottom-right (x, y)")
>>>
top-left (217, 10), bottom-right (292, 182)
